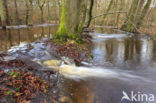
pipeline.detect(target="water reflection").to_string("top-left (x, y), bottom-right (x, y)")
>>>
top-left (60, 32), bottom-right (156, 103)
top-left (0, 25), bottom-right (58, 51)
top-left (60, 79), bottom-right (94, 103)
top-left (141, 39), bottom-right (153, 64)
top-left (93, 33), bottom-right (156, 66)
top-left (1, 27), bottom-right (156, 103)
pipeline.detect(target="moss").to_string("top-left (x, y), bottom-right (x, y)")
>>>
top-left (122, 0), bottom-right (139, 32)
top-left (0, 0), bottom-right (5, 21)
top-left (53, 39), bottom-right (66, 45)
top-left (88, 53), bottom-right (93, 59)
top-left (136, 0), bottom-right (152, 29)
top-left (53, 0), bottom-right (84, 43)
top-left (53, 0), bottom-right (68, 39)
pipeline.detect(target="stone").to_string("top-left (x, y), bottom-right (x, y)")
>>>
top-left (59, 96), bottom-right (73, 103)
top-left (43, 60), bottom-right (62, 67)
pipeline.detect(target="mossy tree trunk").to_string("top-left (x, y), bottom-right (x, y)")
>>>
top-left (3, 0), bottom-right (10, 25)
top-left (121, 0), bottom-right (140, 32)
top-left (54, 0), bottom-right (94, 42)
top-left (134, 0), bottom-right (145, 21)
top-left (136, 0), bottom-right (152, 29)
top-left (0, 0), bottom-right (6, 28)
top-left (116, 0), bottom-right (124, 27)
top-left (121, 0), bottom-right (152, 32)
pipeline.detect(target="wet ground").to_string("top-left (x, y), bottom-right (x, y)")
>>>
top-left (0, 25), bottom-right (156, 103)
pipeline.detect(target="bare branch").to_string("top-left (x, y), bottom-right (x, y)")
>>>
top-left (92, 11), bottom-right (127, 19)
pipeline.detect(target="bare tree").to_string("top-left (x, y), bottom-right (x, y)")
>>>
top-left (47, 0), bottom-right (51, 23)
top-left (0, 0), bottom-right (6, 28)
top-left (25, 0), bottom-right (33, 26)
top-left (14, 0), bottom-right (20, 25)
top-left (100, 0), bottom-right (114, 25)
top-left (2, 0), bottom-right (10, 25)
top-left (136, 0), bottom-right (152, 29)
top-left (37, 0), bottom-right (46, 23)
top-left (121, 0), bottom-right (140, 32)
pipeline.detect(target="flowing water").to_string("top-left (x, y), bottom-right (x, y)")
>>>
top-left (58, 28), bottom-right (156, 103)
top-left (0, 25), bottom-right (156, 103)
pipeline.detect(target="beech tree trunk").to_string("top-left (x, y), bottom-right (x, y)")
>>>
top-left (3, 0), bottom-right (10, 25)
top-left (121, 0), bottom-right (152, 32)
top-left (37, 0), bottom-right (46, 23)
top-left (136, 0), bottom-right (152, 29)
top-left (54, 0), bottom-right (94, 41)
top-left (100, 0), bottom-right (114, 26)
top-left (121, 0), bottom-right (140, 32)
top-left (0, 0), bottom-right (6, 28)
top-left (25, 0), bottom-right (33, 26)
top-left (14, 0), bottom-right (20, 25)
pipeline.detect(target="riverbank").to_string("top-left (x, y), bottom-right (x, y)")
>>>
top-left (49, 32), bottom-right (93, 65)
top-left (0, 53), bottom-right (60, 103)
top-left (0, 31), bottom-right (93, 103)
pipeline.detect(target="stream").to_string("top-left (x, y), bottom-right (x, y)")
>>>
top-left (0, 25), bottom-right (156, 103)
top-left (58, 28), bottom-right (156, 103)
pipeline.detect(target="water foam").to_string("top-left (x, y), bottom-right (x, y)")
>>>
top-left (59, 65), bottom-right (152, 82)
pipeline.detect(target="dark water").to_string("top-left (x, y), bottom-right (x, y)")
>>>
top-left (0, 26), bottom-right (156, 103)
top-left (0, 24), bottom-right (58, 51)
top-left (59, 29), bottom-right (156, 103)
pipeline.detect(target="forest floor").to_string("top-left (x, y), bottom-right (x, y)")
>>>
top-left (0, 32), bottom-right (93, 103)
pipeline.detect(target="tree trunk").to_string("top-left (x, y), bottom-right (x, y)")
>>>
top-left (14, 0), bottom-right (20, 25)
top-left (37, 0), bottom-right (46, 24)
top-left (3, 0), bottom-right (10, 25)
top-left (85, 0), bottom-right (94, 28)
top-left (54, 0), bottom-right (58, 23)
top-left (136, 0), bottom-right (152, 29)
top-left (0, 0), bottom-right (6, 28)
top-left (40, 7), bottom-right (44, 23)
top-left (25, 0), bottom-right (33, 26)
top-left (121, 0), bottom-right (140, 32)
top-left (47, 0), bottom-right (51, 23)
top-left (100, 0), bottom-right (114, 25)
top-left (54, 0), bottom-right (93, 41)
top-left (134, 0), bottom-right (145, 21)
top-left (116, 0), bottom-right (124, 28)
